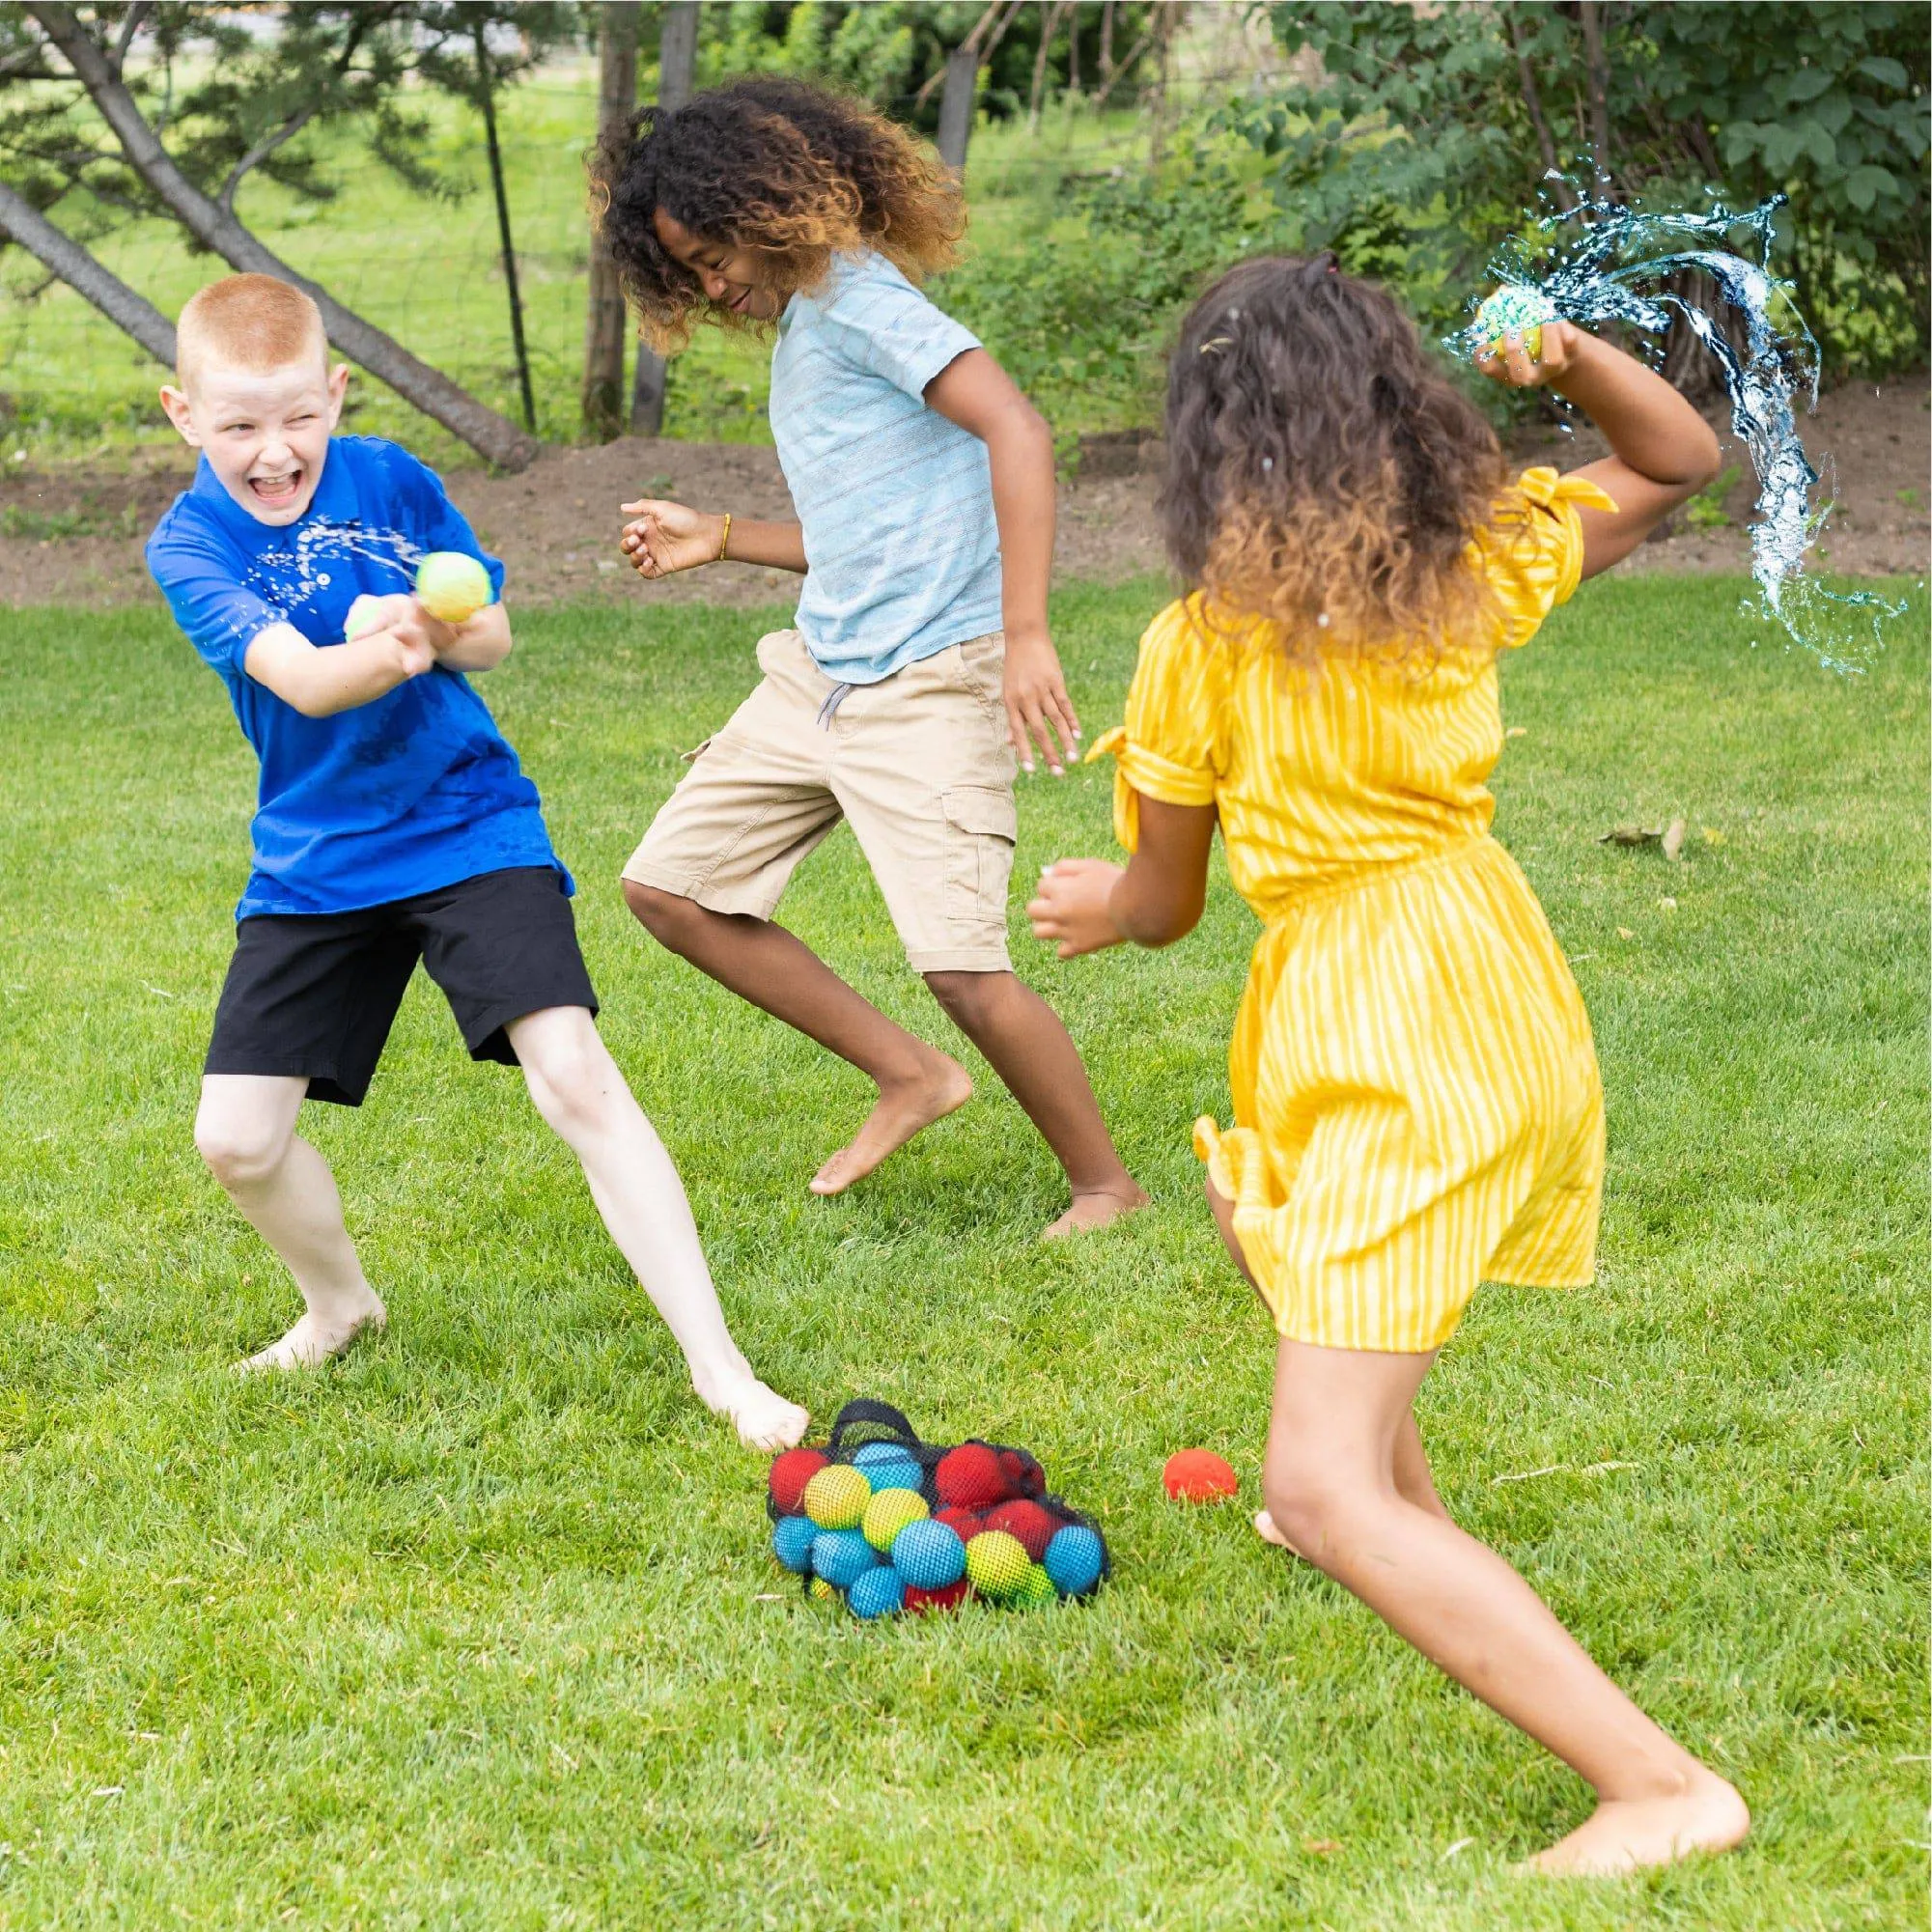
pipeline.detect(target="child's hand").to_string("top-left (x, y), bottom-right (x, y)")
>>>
top-left (1027, 858), bottom-right (1126, 959)
top-left (620, 498), bottom-right (725, 578)
top-left (342, 592), bottom-right (443, 677)
top-left (1002, 628), bottom-right (1081, 777)
top-left (388, 597), bottom-right (456, 669)
top-left (1474, 318), bottom-right (1582, 389)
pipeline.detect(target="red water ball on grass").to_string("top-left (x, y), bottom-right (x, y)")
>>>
top-left (998, 1447), bottom-right (1045, 1498)
top-left (1163, 1448), bottom-right (1239, 1502)
top-left (769, 1446), bottom-right (829, 1515)
top-left (935, 1442), bottom-right (1011, 1509)
top-left (905, 1579), bottom-right (971, 1614)
top-left (983, 1499), bottom-right (1060, 1563)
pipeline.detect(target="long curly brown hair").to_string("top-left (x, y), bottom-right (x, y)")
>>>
top-left (1160, 255), bottom-right (1512, 671)
top-left (588, 76), bottom-right (966, 353)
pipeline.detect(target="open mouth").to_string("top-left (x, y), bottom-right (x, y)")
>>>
top-left (249, 468), bottom-right (303, 507)
top-left (726, 286), bottom-right (754, 316)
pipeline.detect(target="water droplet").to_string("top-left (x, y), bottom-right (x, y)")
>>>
top-left (1446, 174), bottom-right (1905, 672)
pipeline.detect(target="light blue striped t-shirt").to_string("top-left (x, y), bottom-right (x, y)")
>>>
top-left (770, 252), bottom-right (1003, 685)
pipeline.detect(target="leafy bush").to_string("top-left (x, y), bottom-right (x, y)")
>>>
top-left (938, 154), bottom-right (1284, 444)
top-left (1226, 2), bottom-right (1929, 382)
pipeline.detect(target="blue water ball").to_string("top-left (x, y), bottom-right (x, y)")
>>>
top-left (848, 1565), bottom-right (905, 1619)
top-left (890, 1519), bottom-right (966, 1590)
top-left (862, 1454), bottom-right (924, 1495)
top-left (1044, 1524), bottom-right (1105, 1598)
top-left (771, 1514), bottom-right (819, 1574)
top-left (853, 1442), bottom-right (910, 1468)
top-left (812, 1528), bottom-right (880, 1591)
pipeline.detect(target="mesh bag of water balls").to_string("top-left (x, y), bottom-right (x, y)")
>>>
top-left (765, 1399), bottom-right (1109, 1619)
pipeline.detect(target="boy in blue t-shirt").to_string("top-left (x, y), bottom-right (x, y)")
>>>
top-left (147, 273), bottom-right (805, 1449)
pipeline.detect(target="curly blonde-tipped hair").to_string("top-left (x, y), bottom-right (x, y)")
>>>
top-left (1160, 255), bottom-right (1514, 672)
top-left (588, 76), bottom-right (966, 353)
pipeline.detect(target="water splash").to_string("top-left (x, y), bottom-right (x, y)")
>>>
top-left (1449, 182), bottom-right (1907, 674)
top-left (226, 518), bottom-right (424, 653)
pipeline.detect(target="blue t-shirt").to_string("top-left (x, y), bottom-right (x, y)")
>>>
top-left (147, 435), bottom-right (565, 920)
top-left (770, 253), bottom-right (1003, 685)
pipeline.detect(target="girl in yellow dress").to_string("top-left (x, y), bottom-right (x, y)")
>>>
top-left (1028, 256), bottom-right (1750, 1875)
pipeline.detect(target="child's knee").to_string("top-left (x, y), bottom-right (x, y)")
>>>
top-left (194, 1107), bottom-right (291, 1191)
top-left (624, 878), bottom-right (697, 949)
top-left (518, 1015), bottom-right (623, 1140)
top-left (923, 967), bottom-right (1009, 1028)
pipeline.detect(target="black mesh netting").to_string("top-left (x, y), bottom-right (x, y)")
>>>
top-left (763, 1398), bottom-right (1110, 1618)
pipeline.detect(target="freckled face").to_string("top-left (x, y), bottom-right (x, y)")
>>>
top-left (652, 210), bottom-right (787, 322)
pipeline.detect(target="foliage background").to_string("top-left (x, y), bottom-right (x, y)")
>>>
top-left (0, 3), bottom-right (1923, 470)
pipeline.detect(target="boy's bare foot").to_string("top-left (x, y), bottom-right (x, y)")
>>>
top-left (1041, 1182), bottom-right (1149, 1240)
top-left (810, 1054), bottom-right (972, 1195)
top-left (1526, 1770), bottom-right (1750, 1876)
top-left (235, 1290), bottom-right (387, 1373)
top-left (695, 1369), bottom-right (811, 1451)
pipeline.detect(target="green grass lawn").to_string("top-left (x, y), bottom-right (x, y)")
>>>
top-left (0, 575), bottom-right (1925, 1928)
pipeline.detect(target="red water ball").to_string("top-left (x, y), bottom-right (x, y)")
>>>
top-left (768, 1446), bottom-right (828, 1515)
top-left (935, 1442), bottom-right (1010, 1509)
top-left (905, 1579), bottom-right (971, 1614)
top-left (983, 1498), bottom-right (1059, 1563)
top-left (998, 1447), bottom-right (1045, 1498)
top-left (1163, 1448), bottom-right (1239, 1502)
top-left (934, 1505), bottom-right (984, 1538)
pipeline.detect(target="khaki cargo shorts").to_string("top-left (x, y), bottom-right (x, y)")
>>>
top-left (623, 628), bottom-right (1018, 974)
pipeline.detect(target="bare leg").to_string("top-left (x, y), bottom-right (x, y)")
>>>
top-left (924, 969), bottom-right (1145, 1238)
top-left (507, 1005), bottom-right (808, 1451)
top-left (1262, 1336), bottom-right (1749, 1874)
top-left (195, 1074), bottom-right (386, 1372)
top-left (1203, 1173), bottom-right (1444, 1534)
top-left (627, 882), bottom-right (970, 1194)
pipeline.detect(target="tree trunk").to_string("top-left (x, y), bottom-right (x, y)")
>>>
top-left (631, 0), bottom-right (701, 436)
top-left (1027, 1), bottom-right (1067, 135)
top-left (1578, 0), bottom-right (1613, 194)
top-left (473, 19), bottom-right (536, 434)
top-left (582, 1), bottom-right (638, 439)
top-left (1147, 2), bottom-right (1183, 168)
top-left (31, 1), bottom-right (541, 471)
top-left (0, 182), bottom-right (178, 366)
top-left (937, 44), bottom-right (978, 172)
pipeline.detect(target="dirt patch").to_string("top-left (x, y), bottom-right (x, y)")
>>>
top-left (5, 373), bottom-right (1923, 613)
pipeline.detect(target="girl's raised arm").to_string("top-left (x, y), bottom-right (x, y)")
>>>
top-left (1479, 322), bottom-right (1722, 579)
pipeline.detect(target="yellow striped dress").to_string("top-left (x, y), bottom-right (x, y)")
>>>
top-left (1091, 468), bottom-right (1611, 1354)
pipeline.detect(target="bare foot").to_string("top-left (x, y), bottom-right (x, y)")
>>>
top-left (235, 1291), bottom-right (387, 1373)
top-left (695, 1370), bottom-right (810, 1452)
top-left (810, 1054), bottom-right (972, 1195)
top-left (1526, 1769), bottom-right (1750, 1875)
top-left (1253, 1507), bottom-right (1303, 1556)
top-left (1041, 1182), bottom-right (1149, 1241)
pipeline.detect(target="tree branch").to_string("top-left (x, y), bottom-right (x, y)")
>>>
top-left (1578, 1), bottom-right (1613, 192)
top-left (912, 0), bottom-right (1020, 112)
top-left (1505, 10), bottom-right (1579, 211)
top-left (28, 0), bottom-right (539, 469)
top-left (107, 0), bottom-right (150, 80)
top-left (0, 179), bottom-right (176, 364)
top-left (1091, 14), bottom-right (1159, 110)
top-left (214, 101), bottom-right (320, 216)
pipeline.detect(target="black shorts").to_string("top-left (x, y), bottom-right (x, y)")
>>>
top-left (205, 866), bottom-right (599, 1106)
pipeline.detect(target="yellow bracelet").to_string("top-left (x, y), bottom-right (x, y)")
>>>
top-left (716, 512), bottom-right (732, 563)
